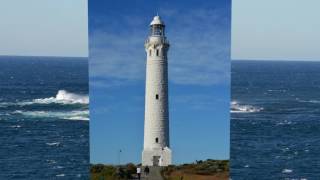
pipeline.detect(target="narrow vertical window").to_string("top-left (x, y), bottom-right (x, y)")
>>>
top-left (156, 94), bottom-right (159, 100)
top-left (156, 49), bottom-right (159, 56)
top-left (155, 138), bottom-right (158, 143)
top-left (149, 49), bottom-right (152, 56)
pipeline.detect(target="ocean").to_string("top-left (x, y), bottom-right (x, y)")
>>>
top-left (0, 56), bottom-right (89, 179)
top-left (231, 61), bottom-right (320, 179)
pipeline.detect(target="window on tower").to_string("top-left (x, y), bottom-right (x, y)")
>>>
top-left (149, 49), bottom-right (152, 56)
top-left (151, 25), bottom-right (164, 36)
top-left (156, 49), bottom-right (159, 56)
top-left (156, 94), bottom-right (159, 100)
top-left (155, 138), bottom-right (159, 143)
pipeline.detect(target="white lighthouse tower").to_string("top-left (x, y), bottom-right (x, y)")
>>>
top-left (142, 16), bottom-right (172, 166)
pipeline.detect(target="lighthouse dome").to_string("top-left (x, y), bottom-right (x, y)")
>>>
top-left (150, 15), bottom-right (164, 26)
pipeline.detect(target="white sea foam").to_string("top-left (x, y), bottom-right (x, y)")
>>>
top-left (53, 166), bottom-right (64, 169)
top-left (282, 169), bottom-right (293, 173)
top-left (298, 99), bottom-right (320, 104)
top-left (276, 120), bottom-right (293, 126)
top-left (46, 159), bottom-right (57, 164)
top-left (0, 102), bottom-right (15, 107)
top-left (10, 125), bottom-right (21, 128)
top-left (231, 101), bottom-right (263, 113)
top-left (46, 142), bottom-right (60, 146)
top-left (13, 110), bottom-right (89, 121)
top-left (267, 89), bottom-right (287, 93)
top-left (19, 90), bottom-right (89, 106)
top-left (32, 90), bottom-right (88, 105)
top-left (0, 90), bottom-right (88, 107)
top-left (64, 116), bottom-right (89, 121)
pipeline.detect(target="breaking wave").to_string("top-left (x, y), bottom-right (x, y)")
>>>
top-left (13, 110), bottom-right (89, 121)
top-left (0, 90), bottom-right (89, 121)
top-left (22, 90), bottom-right (89, 105)
top-left (231, 101), bottom-right (263, 113)
top-left (0, 90), bottom-right (88, 107)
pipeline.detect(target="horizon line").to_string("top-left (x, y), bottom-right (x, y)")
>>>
top-left (231, 59), bottom-right (320, 62)
top-left (0, 54), bottom-right (88, 59)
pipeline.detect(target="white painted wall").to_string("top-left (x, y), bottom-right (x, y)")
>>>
top-left (142, 16), bottom-right (171, 166)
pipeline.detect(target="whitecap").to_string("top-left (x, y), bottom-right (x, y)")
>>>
top-left (0, 90), bottom-right (88, 111)
top-left (0, 102), bottom-right (16, 107)
top-left (56, 174), bottom-right (65, 177)
top-left (298, 99), bottom-right (320, 104)
top-left (46, 142), bottom-right (60, 146)
top-left (19, 90), bottom-right (89, 106)
top-left (231, 101), bottom-right (263, 113)
top-left (276, 120), bottom-right (293, 126)
top-left (282, 147), bottom-right (290, 152)
top-left (64, 116), bottom-right (89, 121)
top-left (282, 169), bottom-right (293, 173)
top-left (13, 110), bottom-right (89, 121)
top-left (45, 90), bottom-right (88, 104)
top-left (267, 89), bottom-right (286, 92)
top-left (46, 160), bottom-right (57, 164)
top-left (53, 166), bottom-right (64, 169)
top-left (10, 125), bottom-right (21, 128)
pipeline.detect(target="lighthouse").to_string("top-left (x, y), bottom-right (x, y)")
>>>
top-left (142, 16), bottom-right (172, 166)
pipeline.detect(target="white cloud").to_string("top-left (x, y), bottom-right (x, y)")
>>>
top-left (89, 8), bottom-right (230, 85)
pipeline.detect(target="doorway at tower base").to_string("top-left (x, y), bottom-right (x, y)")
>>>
top-left (142, 147), bottom-right (172, 166)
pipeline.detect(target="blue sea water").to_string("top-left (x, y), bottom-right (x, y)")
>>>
top-left (0, 56), bottom-right (89, 179)
top-left (231, 61), bottom-right (320, 180)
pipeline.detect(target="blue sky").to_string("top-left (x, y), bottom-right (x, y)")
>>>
top-left (89, 0), bottom-right (231, 164)
top-left (0, 0), bottom-right (88, 57)
top-left (232, 0), bottom-right (320, 61)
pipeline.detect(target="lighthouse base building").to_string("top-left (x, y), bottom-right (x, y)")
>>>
top-left (142, 15), bottom-right (172, 167)
top-left (142, 148), bottom-right (172, 166)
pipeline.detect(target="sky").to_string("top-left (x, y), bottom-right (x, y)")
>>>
top-left (232, 0), bottom-right (320, 61)
top-left (0, 0), bottom-right (88, 57)
top-left (89, 0), bottom-right (231, 164)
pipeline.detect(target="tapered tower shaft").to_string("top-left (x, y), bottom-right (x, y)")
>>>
top-left (142, 16), bottom-right (172, 166)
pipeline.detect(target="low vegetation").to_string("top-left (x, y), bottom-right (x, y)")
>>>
top-left (161, 159), bottom-right (229, 180)
top-left (90, 163), bottom-right (138, 180)
top-left (90, 159), bottom-right (229, 180)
